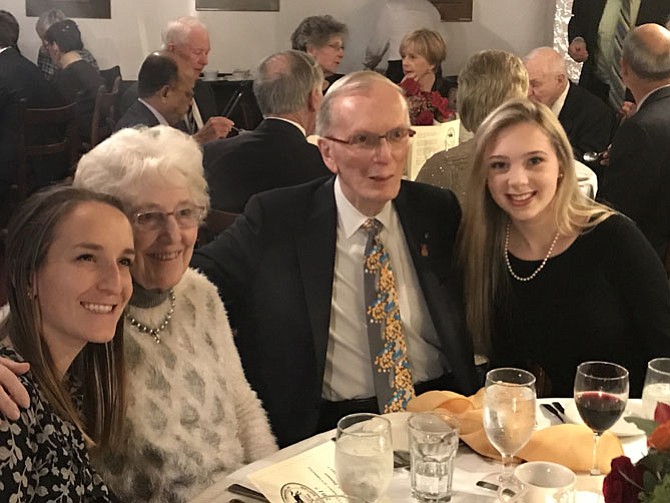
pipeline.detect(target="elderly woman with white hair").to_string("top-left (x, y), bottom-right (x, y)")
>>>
top-left (0, 125), bottom-right (277, 502)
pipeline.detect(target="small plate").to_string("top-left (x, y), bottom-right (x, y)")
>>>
top-left (564, 400), bottom-right (645, 437)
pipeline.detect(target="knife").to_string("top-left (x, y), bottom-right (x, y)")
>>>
top-left (227, 483), bottom-right (270, 502)
top-left (541, 403), bottom-right (565, 423)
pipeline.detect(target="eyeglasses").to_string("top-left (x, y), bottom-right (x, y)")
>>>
top-left (324, 127), bottom-right (416, 149)
top-left (132, 204), bottom-right (205, 231)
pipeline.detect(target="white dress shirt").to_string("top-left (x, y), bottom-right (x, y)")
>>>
top-left (138, 98), bottom-right (169, 126)
top-left (322, 177), bottom-right (446, 401)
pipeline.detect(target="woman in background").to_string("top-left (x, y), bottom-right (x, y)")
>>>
top-left (0, 186), bottom-right (134, 500)
top-left (416, 50), bottom-right (528, 202)
top-left (399, 29), bottom-right (447, 95)
top-left (44, 19), bottom-right (103, 141)
top-left (458, 97), bottom-right (670, 397)
top-left (291, 14), bottom-right (348, 90)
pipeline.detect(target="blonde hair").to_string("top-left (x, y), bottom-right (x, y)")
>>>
top-left (457, 98), bottom-right (615, 354)
top-left (457, 50), bottom-right (528, 132)
top-left (399, 29), bottom-right (447, 69)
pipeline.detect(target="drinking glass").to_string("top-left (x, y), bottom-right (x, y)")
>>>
top-left (335, 413), bottom-right (393, 503)
top-left (573, 361), bottom-right (629, 476)
top-left (408, 411), bottom-right (460, 502)
top-left (483, 367), bottom-right (537, 500)
top-left (642, 358), bottom-right (670, 419)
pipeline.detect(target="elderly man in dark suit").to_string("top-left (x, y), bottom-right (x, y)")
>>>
top-left (203, 50), bottom-right (331, 213)
top-left (0, 10), bottom-right (56, 199)
top-left (524, 46), bottom-right (617, 177)
top-left (192, 71), bottom-right (479, 447)
top-left (114, 52), bottom-right (193, 131)
top-left (600, 24), bottom-right (670, 260)
top-left (568, 0), bottom-right (670, 106)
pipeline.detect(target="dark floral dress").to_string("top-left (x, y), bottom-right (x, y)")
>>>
top-left (0, 347), bottom-right (115, 502)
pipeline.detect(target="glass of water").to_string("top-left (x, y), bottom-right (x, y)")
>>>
top-left (408, 411), bottom-right (460, 502)
top-left (483, 367), bottom-right (536, 500)
top-left (335, 413), bottom-right (393, 503)
top-left (642, 358), bottom-right (670, 419)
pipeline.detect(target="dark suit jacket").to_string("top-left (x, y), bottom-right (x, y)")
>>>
top-left (191, 177), bottom-right (479, 447)
top-left (203, 119), bottom-right (332, 212)
top-left (558, 82), bottom-right (617, 173)
top-left (118, 79), bottom-right (218, 129)
top-left (599, 86), bottom-right (670, 258)
top-left (0, 48), bottom-right (57, 195)
top-left (114, 100), bottom-right (160, 131)
top-left (568, 0), bottom-right (670, 99)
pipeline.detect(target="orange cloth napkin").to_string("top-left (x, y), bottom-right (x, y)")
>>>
top-left (407, 390), bottom-right (623, 474)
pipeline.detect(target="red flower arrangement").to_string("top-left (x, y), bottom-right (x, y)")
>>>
top-left (399, 78), bottom-right (456, 126)
top-left (603, 403), bottom-right (670, 503)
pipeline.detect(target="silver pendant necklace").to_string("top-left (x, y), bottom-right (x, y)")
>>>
top-left (504, 222), bottom-right (560, 282)
top-left (125, 289), bottom-right (176, 343)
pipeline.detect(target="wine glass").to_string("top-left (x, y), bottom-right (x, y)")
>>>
top-left (642, 358), bottom-right (670, 419)
top-left (334, 413), bottom-right (393, 503)
top-left (573, 361), bottom-right (629, 476)
top-left (483, 367), bottom-right (537, 500)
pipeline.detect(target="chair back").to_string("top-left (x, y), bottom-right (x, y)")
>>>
top-left (100, 65), bottom-right (122, 92)
top-left (197, 209), bottom-right (240, 246)
top-left (16, 101), bottom-right (81, 201)
top-left (90, 78), bottom-right (120, 147)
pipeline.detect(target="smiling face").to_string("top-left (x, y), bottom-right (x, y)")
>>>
top-left (485, 121), bottom-right (561, 228)
top-left (318, 81), bottom-right (410, 216)
top-left (308, 35), bottom-right (344, 77)
top-left (36, 201), bottom-right (134, 366)
top-left (129, 180), bottom-right (199, 291)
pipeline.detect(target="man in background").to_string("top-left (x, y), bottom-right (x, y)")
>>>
top-left (600, 24), bottom-right (670, 260)
top-left (524, 46), bottom-right (617, 174)
top-left (203, 50), bottom-right (331, 213)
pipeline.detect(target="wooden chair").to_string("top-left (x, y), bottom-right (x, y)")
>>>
top-left (15, 101), bottom-right (81, 201)
top-left (99, 65), bottom-right (122, 92)
top-left (197, 209), bottom-right (240, 247)
top-left (89, 77), bottom-right (121, 148)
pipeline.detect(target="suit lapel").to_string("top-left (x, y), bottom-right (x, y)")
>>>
top-left (296, 178), bottom-right (338, 383)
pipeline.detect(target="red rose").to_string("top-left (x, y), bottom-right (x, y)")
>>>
top-left (400, 78), bottom-right (421, 96)
top-left (602, 456), bottom-right (643, 503)
top-left (655, 402), bottom-right (670, 424)
top-left (648, 420), bottom-right (670, 451)
top-left (416, 110), bottom-right (435, 125)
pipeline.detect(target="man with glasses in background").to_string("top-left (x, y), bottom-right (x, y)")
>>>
top-left (192, 71), bottom-right (478, 448)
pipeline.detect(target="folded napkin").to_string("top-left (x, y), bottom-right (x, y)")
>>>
top-left (407, 390), bottom-right (623, 474)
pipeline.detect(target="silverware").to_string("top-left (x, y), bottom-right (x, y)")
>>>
top-left (552, 402), bottom-right (566, 415)
top-left (227, 483), bottom-right (270, 502)
top-left (541, 403), bottom-right (565, 423)
top-left (582, 150), bottom-right (606, 163)
top-left (393, 449), bottom-right (411, 469)
top-left (476, 480), bottom-right (516, 497)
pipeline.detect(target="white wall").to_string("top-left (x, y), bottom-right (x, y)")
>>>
top-left (7, 0), bottom-right (554, 80)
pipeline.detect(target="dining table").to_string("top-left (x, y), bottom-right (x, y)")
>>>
top-left (189, 398), bottom-right (647, 503)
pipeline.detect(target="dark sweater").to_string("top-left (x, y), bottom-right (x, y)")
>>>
top-left (492, 214), bottom-right (670, 397)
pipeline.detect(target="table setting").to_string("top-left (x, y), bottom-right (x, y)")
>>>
top-left (190, 359), bottom-right (670, 503)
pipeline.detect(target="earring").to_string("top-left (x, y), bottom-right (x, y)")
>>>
top-left (558, 172), bottom-right (564, 179)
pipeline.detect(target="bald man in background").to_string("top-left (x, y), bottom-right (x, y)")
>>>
top-left (525, 46), bottom-right (617, 171)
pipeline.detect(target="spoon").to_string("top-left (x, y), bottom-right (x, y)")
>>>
top-left (582, 150), bottom-right (606, 163)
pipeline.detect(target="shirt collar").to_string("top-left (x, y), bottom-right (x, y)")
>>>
top-left (334, 176), bottom-right (393, 239)
top-left (265, 116), bottom-right (306, 137)
top-left (138, 98), bottom-right (170, 126)
top-left (551, 80), bottom-right (570, 117)
top-left (636, 83), bottom-right (670, 111)
top-left (0, 46), bottom-right (10, 55)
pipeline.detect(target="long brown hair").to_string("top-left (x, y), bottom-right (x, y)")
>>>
top-left (457, 98), bottom-right (615, 354)
top-left (1, 185), bottom-right (127, 449)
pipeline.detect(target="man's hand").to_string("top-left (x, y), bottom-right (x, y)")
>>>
top-left (568, 38), bottom-right (589, 63)
top-left (599, 145), bottom-right (612, 166)
top-left (618, 101), bottom-right (637, 122)
top-left (192, 116), bottom-right (235, 145)
top-left (0, 357), bottom-right (30, 420)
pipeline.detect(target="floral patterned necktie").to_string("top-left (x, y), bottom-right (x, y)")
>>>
top-left (362, 218), bottom-right (415, 413)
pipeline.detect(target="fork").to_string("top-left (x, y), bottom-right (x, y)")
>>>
top-left (541, 403), bottom-right (566, 423)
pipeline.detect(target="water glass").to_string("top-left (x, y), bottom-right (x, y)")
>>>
top-left (408, 411), bottom-right (460, 502)
top-left (642, 358), bottom-right (670, 419)
top-left (335, 413), bottom-right (393, 503)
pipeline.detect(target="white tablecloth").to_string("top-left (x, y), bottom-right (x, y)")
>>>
top-left (190, 399), bottom-right (646, 502)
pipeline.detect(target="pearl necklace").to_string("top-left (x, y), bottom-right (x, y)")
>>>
top-left (125, 289), bottom-right (176, 343)
top-left (504, 222), bottom-right (560, 282)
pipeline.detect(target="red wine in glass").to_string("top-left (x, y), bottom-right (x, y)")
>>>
top-left (575, 391), bottom-right (626, 433)
top-left (573, 361), bottom-right (629, 476)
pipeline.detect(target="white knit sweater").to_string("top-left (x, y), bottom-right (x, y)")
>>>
top-left (96, 268), bottom-right (277, 502)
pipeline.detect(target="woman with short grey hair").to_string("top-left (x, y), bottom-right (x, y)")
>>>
top-left (291, 14), bottom-right (348, 89)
